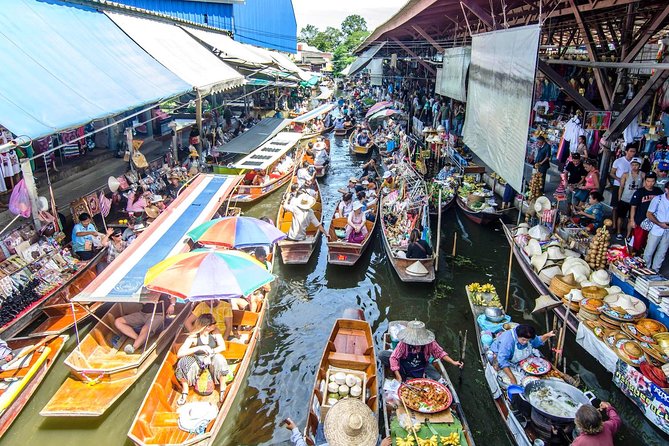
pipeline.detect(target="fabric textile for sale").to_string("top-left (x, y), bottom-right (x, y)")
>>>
top-left (435, 47), bottom-right (471, 102)
top-left (369, 59), bottom-right (383, 86)
top-left (463, 25), bottom-right (541, 192)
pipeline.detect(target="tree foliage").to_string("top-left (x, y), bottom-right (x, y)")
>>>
top-left (299, 24), bottom-right (319, 46)
top-left (312, 26), bottom-right (343, 52)
top-left (341, 15), bottom-right (367, 35)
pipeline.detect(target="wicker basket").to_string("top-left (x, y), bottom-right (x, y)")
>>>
top-left (549, 273), bottom-right (579, 298)
top-left (581, 286), bottom-right (607, 299)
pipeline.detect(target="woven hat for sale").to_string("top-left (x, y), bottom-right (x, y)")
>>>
top-left (323, 398), bottom-right (378, 446)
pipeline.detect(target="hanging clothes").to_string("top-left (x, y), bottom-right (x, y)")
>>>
top-left (623, 115), bottom-right (643, 144)
top-left (563, 115), bottom-right (585, 150)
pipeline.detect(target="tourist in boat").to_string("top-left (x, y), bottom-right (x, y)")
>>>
top-left (126, 185), bottom-right (149, 214)
top-left (283, 193), bottom-right (328, 241)
top-left (381, 171), bottom-right (397, 192)
top-left (364, 181), bottom-right (378, 207)
top-left (345, 202), bottom-right (368, 243)
top-left (114, 291), bottom-right (176, 355)
top-left (185, 299), bottom-right (233, 341)
top-left (297, 161), bottom-right (316, 190)
top-left (72, 212), bottom-right (103, 260)
top-left (98, 228), bottom-right (128, 272)
top-left (360, 158), bottom-right (377, 182)
top-left (334, 117), bottom-right (345, 130)
top-left (574, 191), bottom-right (605, 230)
top-left (275, 155), bottom-right (294, 175)
top-left (166, 173), bottom-right (184, 201)
top-left (406, 229), bottom-right (432, 259)
top-left (175, 313), bottom-right (230, 405)
top-left (252, 169), bottom-right (268, 186)
top-left (313, 138), bottom-right (329, 167)
top-left (572, 401), bottom-right (621, 446)
top-left (380, 320), bottom-right (462, 382)
top-left (336, 193), bottom-right (354, 218)
top-left (489, 324), bottom-right (555, 385)
top-left (356, 130), bottom-right (370, 147)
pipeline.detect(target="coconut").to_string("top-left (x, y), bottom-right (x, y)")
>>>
top-left (327, 397), bottom-right (339, 405)
top-left (345, 374), bottom-right (357, 387)
top-left (329, 374), bottom-right (337, 382)
top-left (338, 384), bottom-right (349, 395)
top-left (350, 385), bottom-right (362, 397)
top-left (334, 372), bottom-right (346, 385)
top-left (328, 382), bottom-right (339, 394)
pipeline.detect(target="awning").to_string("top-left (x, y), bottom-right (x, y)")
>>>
top-left (269, 51), bottom-right (312, 81)
top-left (347, 43), bottom-right (386, 77)
top-left (182, 26), bottom-right (273, 67)
top-left (315, 86), bottom-right (333, 100)
top-left (300, 75), bottom-right (320, 87)
top-left (213, 118), bottom-right (290, 154)
top-left (233, 132), bottom-right (302, 170)
top-left (107, 12), bottom-right (245, 95)
top-left (0, 0), bottom-right (191, 139)
top-left (292, 103), bottom-right (335, 123)
top-left (73, 174), bottom-right (240, 303)
top-left (340, 64), bottom-right (352, 76)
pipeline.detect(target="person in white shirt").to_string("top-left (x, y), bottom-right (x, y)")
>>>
top-left (610, 145), bottom-right (636, 235)
top-left (296, 161), bottom-right (316, 190)
top-left (644, 182), bottom-right (669, 271)
top-left (282, 194), bottom-right (327, 241)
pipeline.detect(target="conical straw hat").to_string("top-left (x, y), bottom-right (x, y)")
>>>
top-left (406, 261), bottom-right (429, 276)
top-left (532, 295), bottom-right (562, 313)
top-left (397, 320), bottom-right (435, 346)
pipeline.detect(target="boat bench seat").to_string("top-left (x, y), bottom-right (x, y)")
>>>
top-left (328, 351), bottom-right (371, 369)
top-left (152, 411), bottom-right (179, 427)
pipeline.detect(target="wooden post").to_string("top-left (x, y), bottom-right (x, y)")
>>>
top-left (504, 246), bottom-right (513, 313)
top-left (435, 190), bottom-right (442, 272)
top-left (451, 232), bottom-right (457, 257)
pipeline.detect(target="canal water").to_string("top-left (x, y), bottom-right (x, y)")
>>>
top-left (5, 134), bottom-right (667, 445)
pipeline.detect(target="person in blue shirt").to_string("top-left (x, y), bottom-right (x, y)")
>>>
top-left (71, 213), bottom-right (102, 260)
top-left (534, 136), bottom-right (551, 193)
top-left (490, 324), bottom-right (555, 385)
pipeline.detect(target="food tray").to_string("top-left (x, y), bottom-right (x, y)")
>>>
top-left (399, 378), bottom-right (452, 413)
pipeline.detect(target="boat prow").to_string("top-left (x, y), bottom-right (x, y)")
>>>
top-left (348, 132), bottom-right (374, 155)
top-left (326, 207), bottom-right (377, 266)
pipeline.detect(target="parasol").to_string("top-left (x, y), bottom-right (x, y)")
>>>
top-left (187, 216), bottom-right (286, 248)
top-left (365, 101), bottom-right (393, 117)
top-left (368, 109), bottom-right (404, 121)
top-left (144, 249), bottom-right (274, 301)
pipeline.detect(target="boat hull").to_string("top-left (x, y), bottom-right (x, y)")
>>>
top-left (326, 208), bottom-right (377, 266)
top-left (429, 193), bottom-right (456, 216)
top-left (456, 197), bottom-right (504, 225)
top-left (230, 172), bottom-right (291, 203)
top-left (348, 132), bottom-right (374, 155)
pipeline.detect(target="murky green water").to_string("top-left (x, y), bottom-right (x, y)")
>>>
top-left (4, 134), bottom-right (667, 445)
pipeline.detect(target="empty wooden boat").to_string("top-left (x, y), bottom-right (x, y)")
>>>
top-left (276, 179), bottom-right (323, 265)
top-left (127, 303), bottom-right (267, 446)
top-left (333, 122), bottom-right (354, 137)
top-left (326, 204), bottom-right (377, 266)
top-left (348, 131), bottom-right (374, 155)
top-left (303, 317), bottom-right (377, 445)
top-left (0, 334), bottom-right (68, 437)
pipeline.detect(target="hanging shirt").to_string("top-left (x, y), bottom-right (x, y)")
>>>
top-left (563, 116), bottom-right (585, 148)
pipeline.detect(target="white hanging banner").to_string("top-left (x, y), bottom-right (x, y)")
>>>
top-left (463, 25), bottom-right (540, 192)
top-left (435, 47), bottom-right (470, 102)
top-left (369, 58), bottom-right (383, 86)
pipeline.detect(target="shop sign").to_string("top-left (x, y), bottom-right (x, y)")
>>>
top-left (584, 111), bottom-right (612, 130)
top-left (613, 360), bottom-right (669, 435)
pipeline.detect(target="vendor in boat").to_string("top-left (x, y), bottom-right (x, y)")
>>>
top-left (381, 171), bottom-right (397, 192)
top-left (72, 212), bottom-right (104, 260)
top-left (572, 401), bottom-right (621, 446)
top-left (490, 324), bottom-right (555, 385)
top-left (406, 229), bottom-right (432, 259)
top-left (336, 193), bottom-right (354, 218)
top-left (185, 299), bottom-right (233, 341)
top-left (283, 193), bottom-right (328, 242)
top-left (175, 314), bottom-right (230, 405)
top-left (114, 290), bottom-right (176, 355)
top-left (345, 201), bottom-right (368, 243)
top-left (381, 320), bottom-right (462, 382)
top-left (98, 227), bottom-right (129, 272)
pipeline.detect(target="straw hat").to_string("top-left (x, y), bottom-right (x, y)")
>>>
top-left (605, 286), bottom-right (622, 295)
top-left (612, 338), bottom-right (645, 366)
top-left (531, 252), bottom-right (549, 271)
top-left (564, 249), bottom-right (580, 258)
top-left (352, 201), bottom-right (364, 211)
top-left (397, 320), bottom-right (435, 345)
top-left (534, 196), bottom-right (552, 214)
top-left (383, 171), bottom-right (392, 179)
top-left (523, 239), bottom-right (542, 257)
top-left (323, 398), bottom-right (378, 446)
top-left (581, 286), bottom-right (607, 299)
top-left (145, 205), bottom-right (160, 219)
top-left (539, 265), bottom-right (562, 284)
top-left (547, 245), bottom-right (566, 260)
top-left (532, 295), bottom-right (562, 313)
top-left (565, 288), bottom-right (585, 303)
top-left (528, 225), bottom-right (550, 241)
top-left (515, 227), bottom-right (529, 236)
top-left (590, 270), bottom-right (610, 287)
top-left (605, 294), bottom-right (647, 316)
top-left (295, 194), bottom-right (316, 210)
top-left (406, 261), bottom-right (429, 277)
top-left (108, 176), bottom-right (121, 193)
top-left (349, 177), bottom-right (358, 183)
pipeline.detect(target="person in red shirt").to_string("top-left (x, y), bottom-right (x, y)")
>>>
top-left (572, 402), bottom-right (621, 446)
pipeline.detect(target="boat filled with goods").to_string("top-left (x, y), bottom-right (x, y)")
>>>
top-left (456, 175), bottom-right (508, 225)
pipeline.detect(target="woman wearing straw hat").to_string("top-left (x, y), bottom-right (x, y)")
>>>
top-left (284, 398), bottom-right (391, 446)
top-left (380, 320), bottom-right (462, 382)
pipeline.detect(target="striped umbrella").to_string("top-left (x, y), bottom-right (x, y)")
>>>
top-left (144, 249), bottom-right (274, 301)
top-left (187, 216), bottom-right (285, 248)
top-left (365, 101), bottom-right (393, 118)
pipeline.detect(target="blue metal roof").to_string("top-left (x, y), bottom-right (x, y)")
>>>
top-left (111, 0), bottom-right (234, 30)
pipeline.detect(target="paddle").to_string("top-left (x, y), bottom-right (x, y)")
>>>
top-left (459, 330), bottom-right (467, 383)
top-left (2, 335), bottom-right (56, 380)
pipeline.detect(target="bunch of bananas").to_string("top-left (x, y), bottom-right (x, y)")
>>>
top-left (440, 432), bottom-right (461, 445)
top-left (396, 437), bottom-right (415, 446)
top-left (417, 435), bottom-right (439, 446)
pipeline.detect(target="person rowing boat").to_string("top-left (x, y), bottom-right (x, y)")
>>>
top-left (489, 323), bottom-right (555, 385)
top-left (379, 320), bottom-right (462, 382)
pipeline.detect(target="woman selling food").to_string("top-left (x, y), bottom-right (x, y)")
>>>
top-left (381, 320), bottom-right (462, 382)
top-left (489, 324), bottom-right (555, 385)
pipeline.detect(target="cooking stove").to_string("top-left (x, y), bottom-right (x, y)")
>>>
top-left (530, 408), bottom-right (574, 443)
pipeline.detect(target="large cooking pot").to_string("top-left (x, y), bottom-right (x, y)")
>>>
top-left (521, 379), bottom-right (595, 423)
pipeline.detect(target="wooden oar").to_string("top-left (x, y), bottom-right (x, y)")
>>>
top-left (459, 330), bottom-right (467, 382)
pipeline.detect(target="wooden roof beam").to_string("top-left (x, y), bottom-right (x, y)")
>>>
top-left (412, 25), bottom-right (446, 53)
top-left (460, 0), bottom-right (495, 29)
top-left (622, 3), bottom-right (669, 63)
top-left (538, 60), bottom-right (600, 111)
top-left (390, 37), bottom-right (436, 75)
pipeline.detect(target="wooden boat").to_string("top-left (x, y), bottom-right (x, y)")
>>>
top-left (348, 131), bottom-right (374, 155)
top-left (380, 326), bottom-right (475, 446)
top-left (276, 178), bottom-right (323, 265)
top-left (333, 122), bottom-right (354, 137)
top-left (300, 125), bottom-right (334, 140)
top-left (429, 192), bottom-right (456, 216)
top-left (500, 224), bottom-right (579, 333)
top-left (229, 132), bottom-right (303, 203)
top-left (456, 196), bottom-right (509, 225)
top-left (0, 248), bottom-right (106, 339)
top-left (0, 334), bottom-right (68, 438)
top-left (303, 317), bottom-right (377, 445)
top-left (326, 204), bottom-right (377, 266)
top-left (41, 174), bottom-right (241, 418)
top-left (127, 302), bottom-right (267, 445)
top-left (301, 138), bottom-right (331, 178)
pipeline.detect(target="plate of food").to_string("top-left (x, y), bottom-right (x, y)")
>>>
top-left (398, 378), bottom-right (452, 413)
top-left (519, 357), bottom-right (551, 375)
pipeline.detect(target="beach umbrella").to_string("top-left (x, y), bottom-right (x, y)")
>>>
top-left (368, 109), bottom-right (404, 121)
top-left (187, 216), bottom-right (286, 248)
top-left (144, 249), bottom-right (274, 301)
top-left (365, 101), bottom-right (393, 117)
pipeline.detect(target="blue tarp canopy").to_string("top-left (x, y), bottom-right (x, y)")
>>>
top-left (0, 0), bottom-right (191, 138)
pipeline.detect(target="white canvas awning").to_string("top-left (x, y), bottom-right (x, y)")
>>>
top-left (182, 26), bottom-right (273, 67)
top-left (108, 12), bottom-right (244, 95)
top-left (233, 132), bottom-right (302, 170)
top-left (269, 51), bottom-right (311, 81)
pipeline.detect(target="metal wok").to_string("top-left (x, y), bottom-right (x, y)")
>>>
top-left (521, 379), bottom-right (596, 423)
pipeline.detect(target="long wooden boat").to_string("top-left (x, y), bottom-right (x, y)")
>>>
top-left (41, 174), bottom-right (241, 417)
top-left (429, 192), bottom-right (457, 216)
top-left (500, 224), bottom-right (579, 333)
top-left (380, 326), bottom-right (475, 446)
top-left (301, 138), bottom-right (331, 178)
top-left (333, 122), bottom-right (354, 137)
top-left (456, 196), bottom-right (509, 225)
top-left (0, 334), bottom-right (68, 437)
top-left (127, 302), bottom-right (267, 445)
top-left (229, 132), bottom-right (303, 203)
top-left (276, 178), bottom-right (323, 265)
top-left (300, 125), bottom-right (334, 140)
top-left (348, 131), bottom-right (374, 155)
top-left (303, 317), bottom-right (377, 445)
top-left (0, 248), bottom-right (106, 339)
top-left (326, 204), bottom-right (377, 266)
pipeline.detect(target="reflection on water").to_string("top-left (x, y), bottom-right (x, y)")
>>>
top-left (4, 134), bottom-right (667, 446)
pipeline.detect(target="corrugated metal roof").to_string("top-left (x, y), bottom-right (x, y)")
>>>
top-left (232, 0), bottom-right (296, 53)
top-left (112, 0), bottom-right (234, 30)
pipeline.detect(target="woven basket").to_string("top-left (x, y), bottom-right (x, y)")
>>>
top-left (581, 286), bottom-right (608, 299)
top-left (549, 273), bottom-right (579, 298)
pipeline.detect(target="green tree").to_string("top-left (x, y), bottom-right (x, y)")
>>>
top-left (299, 24), bottom-right (319, 46)
top-left (332, 30), bottom-right (370, 74)
top-left (341, 15), bottom-right (367, 35)
top-left (312, 26), bottom-right (343, 52)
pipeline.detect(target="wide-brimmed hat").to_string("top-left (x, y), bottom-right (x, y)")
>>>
top-left (144, 205), bottom-right (160, 219)
top-left (605, 293), bottom-right (647, 316)
top-left (295, 194), bottom-right (316, 210)
top-left (532, 295), bottom-right (562, 313)
top-left (382, 171), bottom-right (392, 179)
top-left (523, 239), bottom-right (542, 257)
top-left (349, 177), bottom-right (358, 183)
top-left (531, 252), bottom-right (549, 271)
top-left (590, 270), bottom-right (610, 287)
top-left (323, 398), bottom-right (378, 446)
top-left (547, 245), bottom-right (566, 260)
top-left (534, 196), bottom-right (552, 214)
top-left (397, 320), bottom-right (435, 345)
top-left (352, 201), bottom-right (364, 211)
top-left (528, 225), bottom-right (550, 241)
top-left (565, 288), bottom-right (585, 302)
top-left (406, 261), bottom-right (429, 277)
